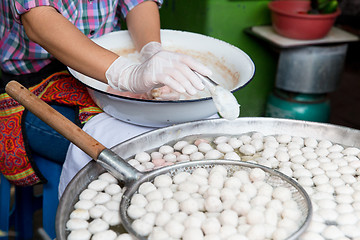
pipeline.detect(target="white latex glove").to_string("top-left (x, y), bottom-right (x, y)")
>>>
top-left (106, 42), bottom-right (212, 95)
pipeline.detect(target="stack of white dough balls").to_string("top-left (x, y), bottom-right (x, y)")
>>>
top-left (66, 132), bottom-right (360, 240)
top-left (127, 165), bottom-right (303, 240)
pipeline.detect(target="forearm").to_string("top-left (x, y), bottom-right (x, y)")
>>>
top-left (126, 1), bottom-right (161, 51)
top-left (21, 6), bottom-right (117, 83)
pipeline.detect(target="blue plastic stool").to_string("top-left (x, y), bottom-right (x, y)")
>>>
top-left (0, 155), bottom-right (62, 240)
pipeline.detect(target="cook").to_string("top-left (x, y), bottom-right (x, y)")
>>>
top-left (0, 0), bottom-right (213, 187)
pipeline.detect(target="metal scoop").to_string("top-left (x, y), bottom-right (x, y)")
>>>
top-left (5, 81), bottom-right (311, 240)
top-left (194, 72), bottom-right (240, 120)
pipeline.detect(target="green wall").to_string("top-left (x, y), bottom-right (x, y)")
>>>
top-left (160, 0), bottom-right (277, 117)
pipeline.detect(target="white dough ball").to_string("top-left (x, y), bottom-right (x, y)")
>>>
top-left (150, 151), bottom-right (163, 160)
top-left (299, 232), bottom-right (325, 240)
top-left (262, 148), bottom-right (276, 159)
top-left (135, 152), bottom-right (151, 163)
top-left (66, 218), bottom-right (89, 231)
top-left (173, 140), bottom-right (189, 151)
top-left (272, 187), bottom-right (292, 202)
top-left (201, 217), bottom-right (221, 235)
top-left (208, 172), bottom-right (224, 189)
top-left (102, 210), bottom-right (121, 226)
top-left (216, 143), bottom-right (234, 153)
top-left (182, 144), bottom-right (198, 155)
top-left (159, 145), bottom-right (174, 155)
top-left (219, 210), bottom-right (238, 227)
top-left (318, 139), bottom-right (333, 148)
top-left (276, 134), bottom-right (292, 144)
top-left (275, 150), bottom-right (290, 162)
top-left (219, 225), bottom-right (237, 239)
top-left (69, 209), bottom-right (90, 220)
top-left (246, 224), bottom-right (266, 240)
top-left (228, 137), bottom-right (242, 149)
top-left (337, 213), bottom-right (358, 225)
top-left (205, 149), bottom-right (224, 159)
top-left (127, 205), bottom-right (146, 219)
top-left (98, 172), bottom-right (118, 184)
top-left (182, 228), bottom-right (204, 240)
top-left (233, 170), bottom-right (251, 183)
top-left (328, 144), bottom-right (344, 153)
top-left (141, 212), bottom-right (156, 226)
top-left (67, 229), bottom-right (91, 240)
top-left (88, 218), bottom-right (109, 234)
top-left (204, 196), bottom-right (223, 212)
top-left (343, 147), bottom-right (360, 156)
top-left (164, 220), bottom-right (185, 238)
top-left (104, 183), bottom-right (121, 195)
top-left (247, 208), bottom-right (265, 225)
top-left (190, 152), bottom-right (205, 161)
top-left (241, 182), bottom-right (257, 199)
top-left (224, 176), bottom-right (242, 190)
top-left (132, 219), bottom-right (153, 236)
top-left (177, 154), bottom-right (191, 162)
top-left (92, 192), bottom-right (111, 205)
top-left (173, 190), bottom-right (190, 203)
top-left (74, 200), bottom-right (94, 210)
top-left (105, 200), bottom-right (120, 211)
top-left (89, 205), bottom-right (108, 219)
top-left (251, 139), bottom-right (264, 152)
top-left (130, 193), bottom-right (148, 208)
top-left (145, 200), bottom-right (163, 213)
top-left (146, 189), bottom-right (163, 202)
top-left (87, 179), bottom-right (109, 192)
top-left (239, 144), bottom-right (256, 155)
top-left (304, 137), bottom-right (318, 148)
top-left (138, 182), bottom-right (157, 196)
top-left (115, 233), bottom-right (135, 240)
top-left (180, 198), bottom-right (199, 214)
top-left (198, 142), bottom-right (213, 153)
top-left (322, 225), bottom-right (345, 239)
top-left (184, 215), bottom-right (204, 229)
top-left (155, 211), bottom-right (172, 227)
top-left (249, 168), bottom-right (266, 182)
top-left (214, 136), bottom-right (229, 144)
top-left (153, 174), bottom-right (173, 188)
top-left (173, 172), bottom-right (191, 184)
top-left (91, 230), bottom-right (117, 240)
top-left (163, 153), bottom-right (177, 163)
top-left (79, 189), bottom-right (98, 201)
top-left (232, 200), bottom-right (251, 215)
top-left (172, 212), bottom-right (188, 223)
top-left (163, 198), bottom-right (180, 214)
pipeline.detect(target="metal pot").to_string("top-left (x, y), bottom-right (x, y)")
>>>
top-left (56, 117), bottom-right (360, 239)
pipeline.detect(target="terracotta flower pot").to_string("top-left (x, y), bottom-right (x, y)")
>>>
top-left (268, 0), bottom-right (341, 40)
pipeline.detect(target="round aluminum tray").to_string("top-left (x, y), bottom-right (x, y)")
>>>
top-left (56, 117), bottom-right (360, 239)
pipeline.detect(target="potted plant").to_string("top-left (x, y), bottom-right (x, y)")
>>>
top-left (268, 0), bottom-right (341, 40)
top-left (308, 0), bottom-right (339, 14)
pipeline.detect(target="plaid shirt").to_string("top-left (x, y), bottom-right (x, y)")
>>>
top-left (0, 0), bottom-right (162, 75)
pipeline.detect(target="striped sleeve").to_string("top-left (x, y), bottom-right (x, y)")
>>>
top-left (11, 0), bottom-right (63, 23)
top-left (119, 0), bottom-right (163, 19)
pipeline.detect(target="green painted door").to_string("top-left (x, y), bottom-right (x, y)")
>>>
top-left (160, 0), bottom-right (277, 117)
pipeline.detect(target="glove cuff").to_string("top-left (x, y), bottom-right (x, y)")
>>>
top-left (140, 41), bottom-right (162, 61)
top-left (105, 56), bottom-right (138, 91)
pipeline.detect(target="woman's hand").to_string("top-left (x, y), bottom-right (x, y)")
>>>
top-left (106, 42), bottom-right (212, 95)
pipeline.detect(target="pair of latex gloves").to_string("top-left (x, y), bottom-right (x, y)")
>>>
top-left (106, 42), bottom-right (212, 100)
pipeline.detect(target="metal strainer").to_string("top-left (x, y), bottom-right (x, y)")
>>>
top-left (115, 157), bottom-right (312, 240)
top-left (6, 81), bottom-right (312, 240)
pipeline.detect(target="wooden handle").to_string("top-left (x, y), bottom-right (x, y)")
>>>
top-left (5, 80), bottom-right (105, 160)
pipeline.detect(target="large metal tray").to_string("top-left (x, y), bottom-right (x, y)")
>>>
top-left (56, 117), bottom-right (360, 239)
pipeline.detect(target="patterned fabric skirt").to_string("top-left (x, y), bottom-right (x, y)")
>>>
top-left (0, 71), bottom-right (103, 186)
